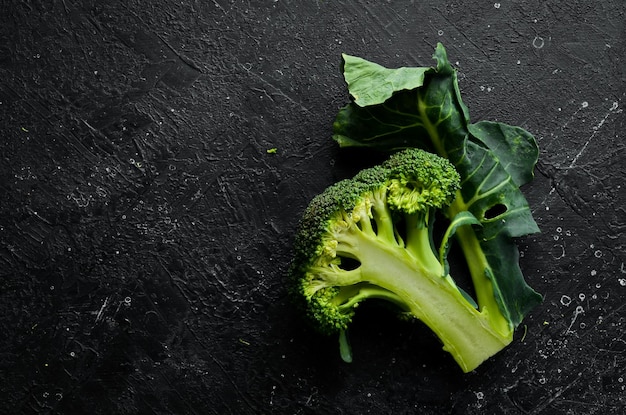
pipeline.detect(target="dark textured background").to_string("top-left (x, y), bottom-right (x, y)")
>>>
top-left (1, 1), bottom-right (625, 414)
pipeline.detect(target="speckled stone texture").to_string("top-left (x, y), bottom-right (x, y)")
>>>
top-left (1, 1), bottom-right (624, 414)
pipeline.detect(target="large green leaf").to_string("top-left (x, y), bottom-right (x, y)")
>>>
top-left (332, 43), bottom-right (542, 328)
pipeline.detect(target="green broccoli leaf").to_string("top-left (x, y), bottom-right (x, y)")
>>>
top-left (454, 139), bottom-right (539, 239)
top-left (341, 54), bottom-right (430, 107)
top-left (467, 121), bottom-right (538, 187)
top-left (332, 43), bottom-right (542, 330)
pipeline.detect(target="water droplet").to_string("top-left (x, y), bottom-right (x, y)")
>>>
top-left (550, 244), bottom-right (565, 259)
top-left (438, 30), bottom-right (444, 36)
top-left (581, 101), bottom-right (589, 108)
top-left (532, 36), bottom-right (545, 49)
top-left (560, 295), bottom-right (572, 306)
top-left (494, 2), bottom-right (501, 8)
top-left (618, 278), bottom-right (626, 287)
top-left (594, 250), bottom-right (603, 258)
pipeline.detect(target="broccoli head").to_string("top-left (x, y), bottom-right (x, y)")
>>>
top-left (289, 148), bottom-right (514, 372)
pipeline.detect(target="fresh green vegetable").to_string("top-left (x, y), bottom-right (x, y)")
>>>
top-left (290, 43), bottom-right (541, 372)
top-left (291, 148), bottom-right (513, 372)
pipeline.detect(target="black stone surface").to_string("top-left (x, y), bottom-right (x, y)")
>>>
top-left (1, 1), bottom-right (625, 414)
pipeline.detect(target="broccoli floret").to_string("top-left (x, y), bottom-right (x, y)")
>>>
top-left (289, 148), bottom-right (513, 372)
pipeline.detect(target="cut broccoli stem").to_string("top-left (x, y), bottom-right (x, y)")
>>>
top-left (404, 213), bottom-right (441, 272)
top-left (369, 190), bottom-right (399, 245)
top-left (336, 220), bottom-right (511, 372)
top-left (338, 284), bottom-right (409, 313)
top-left (337, 285), bottom-right (410, 363)
top-left (339, 329), bottom-right (353, 363)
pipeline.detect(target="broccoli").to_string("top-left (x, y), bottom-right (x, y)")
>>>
top-left (289, 148), bottom-right (515, 373)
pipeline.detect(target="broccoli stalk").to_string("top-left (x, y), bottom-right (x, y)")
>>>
top-left (329, 199), bottom-right (510, 371)
top-left (290, 148), bottom-right (513, 372)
